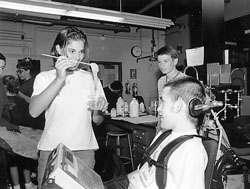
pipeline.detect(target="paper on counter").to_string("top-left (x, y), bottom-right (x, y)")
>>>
top-left (111, 115), bottom-right (158, 124)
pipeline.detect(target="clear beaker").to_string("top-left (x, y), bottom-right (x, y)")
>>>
top-left (149, 99), bottom-right (158, 116)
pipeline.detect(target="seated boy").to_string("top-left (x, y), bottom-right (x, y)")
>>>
top-left (105, 76), bottom-right (208, 189)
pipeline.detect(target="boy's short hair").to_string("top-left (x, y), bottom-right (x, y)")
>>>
top-left (163, 76), bottom-right (206, 122)
top-left (16, 57), bottom-right (33, 70)
top-left (156, 45), bottom-right (178, 59)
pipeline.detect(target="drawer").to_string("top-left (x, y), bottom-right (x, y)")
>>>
top-left (133, 143), bottom-right (147, 152)
top-left (132, 129), bottom-right (147, 145)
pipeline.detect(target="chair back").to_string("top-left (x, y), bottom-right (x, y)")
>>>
top-left (202, 138), bottom-right (218, 189)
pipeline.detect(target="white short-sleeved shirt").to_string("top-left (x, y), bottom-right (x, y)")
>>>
top-left (32, 69), bottom-right (105, 151)
top-left (128, 129), bottom-right (208, 189)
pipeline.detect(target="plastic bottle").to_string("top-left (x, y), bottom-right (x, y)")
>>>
top-left (111, 108), bottom-right (117, 117)
top-left (116, 97), bottom-right (124, 116)
top-left (7, 180), bottom-right (13, 189)
top-left (129, 98), bottom-right (139, 117)
top-left (124, 101), bottom-right (129, 114)
top-left (140, 102), bottom-right (145, 113)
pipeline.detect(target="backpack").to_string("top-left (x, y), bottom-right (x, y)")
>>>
top-left (95, 144), bottom-right (127, 182)
top-left (140, 130), bottom-right (215, 189)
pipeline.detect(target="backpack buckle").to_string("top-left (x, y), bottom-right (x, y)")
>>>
top-left (147, 157), bottom-right (156, 167)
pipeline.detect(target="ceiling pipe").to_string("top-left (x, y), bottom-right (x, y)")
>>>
top-left (137, 0), bottom-right (165, 14)
top-left (54, 18), bottom-right (131, 33)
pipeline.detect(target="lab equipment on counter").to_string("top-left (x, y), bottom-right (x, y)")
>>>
top-left (116, 97), bottom-right (124, 116)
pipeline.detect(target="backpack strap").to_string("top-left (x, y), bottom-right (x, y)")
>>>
top-left (156, 134), bottom-right (203, 189)
top-left (140, 130), bottom-right (172, 167)
top-left (140, 130), bottom-right (204, 189)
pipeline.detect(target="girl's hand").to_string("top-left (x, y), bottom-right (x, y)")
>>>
top-left (87, 96), bottom-right (108, 112)
top-left (55, 56), bottom-right (78, 79)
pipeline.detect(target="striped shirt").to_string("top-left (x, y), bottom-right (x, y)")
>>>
top-left (157, 71), bottom-right (187, 100)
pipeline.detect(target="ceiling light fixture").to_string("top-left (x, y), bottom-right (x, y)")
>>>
top-left (225, 41), bottom-right (237, 46)
top-left (67, 11), bottom-right (123, 23)
top-left (0, 0), bottom-right (174, 29)
top-left (244, 29), bottom-right (250, 35)
top-left (0, 1), bottom-right (66, 16)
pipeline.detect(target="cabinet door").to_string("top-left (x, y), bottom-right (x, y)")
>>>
top-left (133, 128), bottom-right (147, 145)
top-left (132, 127), bottom-right (155, 146)
top-left (133, 143), bottom-right (147, 168)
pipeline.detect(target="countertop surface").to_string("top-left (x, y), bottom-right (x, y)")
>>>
top-left (107, 115), bottom-right (158, 129)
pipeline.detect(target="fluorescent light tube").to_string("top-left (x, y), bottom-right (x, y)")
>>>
top-left (67, 11), bottom-right (124, 23)
top-left (0, 1), bottom-right (66, 16)
top-left (0, 0), bottom-right (174, 29)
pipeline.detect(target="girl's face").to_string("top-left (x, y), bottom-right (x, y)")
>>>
top-left (62, 39), bottom-right (85, 62)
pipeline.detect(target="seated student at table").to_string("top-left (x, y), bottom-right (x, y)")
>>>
top-left (0, 53), bottom-right (40, 189)
top-left (2, 75), bottom-right (30, 126)
top-left (103, 80), bottom-right (123, 112)
top-left (104, 76), bottom-right (208, 189)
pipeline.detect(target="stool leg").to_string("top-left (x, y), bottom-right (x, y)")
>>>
top-left (0, 148), bottom-right (8, 188)
top-left (105, 135), bottom-right (109, 146)
top-left (117, 136), bottom-right (120, 156)
top-left (127, 134), bottom-right (134, 170)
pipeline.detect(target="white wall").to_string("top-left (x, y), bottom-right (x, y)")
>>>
top-left (0, 20), bottom-right (166, 108)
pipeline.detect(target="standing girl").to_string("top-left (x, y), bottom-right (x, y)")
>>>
top-left (29, 27), bottom-right (107, 188)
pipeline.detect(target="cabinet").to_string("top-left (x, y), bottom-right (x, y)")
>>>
top-left (132, 127), bottom-right (155, 167)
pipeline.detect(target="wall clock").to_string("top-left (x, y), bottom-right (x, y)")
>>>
top-left (131, 46), bottom-right (142, 58)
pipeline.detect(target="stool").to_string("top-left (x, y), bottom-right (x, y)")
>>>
top-left (106, 131), bottom-right (134, 171)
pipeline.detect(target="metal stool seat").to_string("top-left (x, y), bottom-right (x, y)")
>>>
top-left (106, 131), bottom-right (134, 171)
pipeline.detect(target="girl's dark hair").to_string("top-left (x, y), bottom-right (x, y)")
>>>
top-left (2, 75), bottom-right (20, 94)
top-left (0, 52), bottom-right (6, 62)
top-left (50, 27), bottom-right (89, 64)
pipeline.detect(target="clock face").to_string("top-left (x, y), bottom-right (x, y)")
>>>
top-left (131, 46), bottom-right (142, 57)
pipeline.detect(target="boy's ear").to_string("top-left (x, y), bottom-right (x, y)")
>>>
top-left (174, 58), bottom-right (178, 66)
top-left (55, 45), bottom-right (62, 55)
top-left (174, 97), bottom-right (183, 113)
